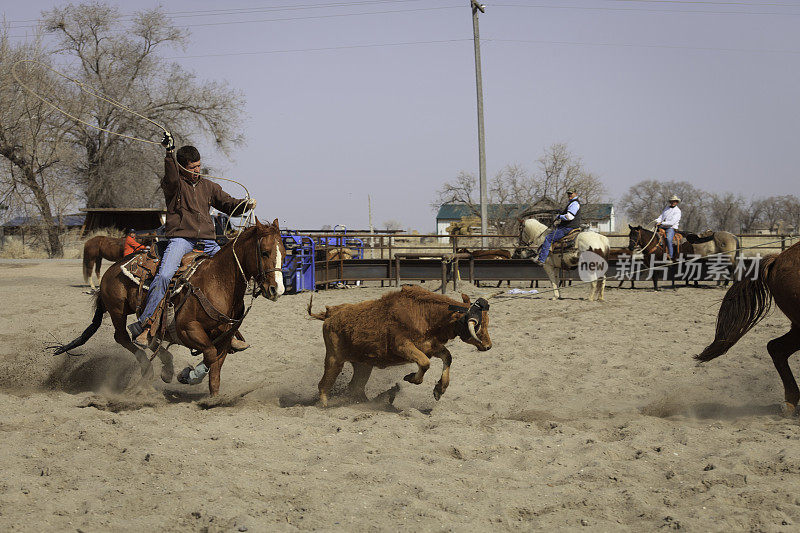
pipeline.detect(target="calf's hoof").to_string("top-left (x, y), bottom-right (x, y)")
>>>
top-left (403, 372), bottom-right (422, 385)
top-left (433, 384), bottom-right (445, 401)
top-left (782, 401), bottom-right (797, 417)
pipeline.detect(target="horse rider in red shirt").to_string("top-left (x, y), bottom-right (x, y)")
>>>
top-left (123, 228), bottom-right (146, 256)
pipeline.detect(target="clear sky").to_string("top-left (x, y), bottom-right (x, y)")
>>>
top-left (4, 0), bottom-right (800, 232)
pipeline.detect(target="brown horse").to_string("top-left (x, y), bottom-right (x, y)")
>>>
top-left (626, 225), bottom-right (694, 290)
top-left (696, 243), bottom-right (800, 415)
top-left (82, 236), bottom-right (124, 290)
top-left (52, 219), bottom-right (286, 396)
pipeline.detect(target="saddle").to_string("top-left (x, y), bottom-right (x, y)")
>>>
top-left (657, 228), bottom-right (684, 248)
top-left (122, 242), bottom-right (206, 291)
top-left (550, 228), bottom-right (581, 254)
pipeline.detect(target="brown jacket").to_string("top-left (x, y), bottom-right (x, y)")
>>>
top-left (162, 155), bottom-right (248, 240)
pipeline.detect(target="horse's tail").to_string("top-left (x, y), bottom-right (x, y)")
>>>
top-left (695, 254), bottom-right (777, 362)
top-left (82, 241), bottom-right (94, 283)
top-left (307, 295), bottom-right (328, 320)
top-left (50, 292), bottom-right (106, 355)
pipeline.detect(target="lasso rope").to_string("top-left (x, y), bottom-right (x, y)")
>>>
top-left (11, 59), bottom-right (257, 280)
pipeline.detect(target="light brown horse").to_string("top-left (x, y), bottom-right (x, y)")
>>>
top-left (52, 219), bottom-right (286, 396)
top-left (696, 242), bottom-right (800, 415)
top-left (82, 235), bottom-right (124, 290)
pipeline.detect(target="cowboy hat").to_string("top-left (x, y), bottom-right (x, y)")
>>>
top-left (669, 195), bottom-right (681, 203)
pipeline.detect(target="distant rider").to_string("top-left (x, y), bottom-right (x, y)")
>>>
top-left (533, 188), bottom-right (581, 266)
top-left (654, 195), bottom-right (682, 259)
top-left (123, 228), bottom-right (146, 256)
top-left (128, 133), bottom-right (256, 349)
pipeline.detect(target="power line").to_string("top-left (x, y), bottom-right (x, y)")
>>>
top-left (2, 0), bottom-right (436, 28)
top-left (487, 37), bottom-right (800, 54)
top-left (170, 38), bottom-right (473, 59)
top-left (492, 2), bottom-right (800, 16)
top-left (184, 6), bottom-right (461, 28)
top-left (164, 36), bottom-right (800, 60)
top-left (609, 0), bottom-right (800, 6)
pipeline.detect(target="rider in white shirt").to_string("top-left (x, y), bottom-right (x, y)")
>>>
top-left (654, 195), bottom-right (682, 258)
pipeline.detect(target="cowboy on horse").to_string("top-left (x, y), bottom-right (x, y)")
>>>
top-left (532, 188), bottom-right (582, 267)
top-left (127, 132), bottom-right (256, 349)
top-left (654, 194), bottom-right (682, 259)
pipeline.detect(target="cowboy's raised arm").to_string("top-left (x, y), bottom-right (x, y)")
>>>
top-left (161, 133), bottom-right (179, 196)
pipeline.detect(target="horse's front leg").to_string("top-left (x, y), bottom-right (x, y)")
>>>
top-left (178, 322), bottom-right (222, 394)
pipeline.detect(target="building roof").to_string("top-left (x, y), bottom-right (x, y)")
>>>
top-left (436, 202), bottom-right (613, 221)
top-left (3, 214), bottom-right (85, 228)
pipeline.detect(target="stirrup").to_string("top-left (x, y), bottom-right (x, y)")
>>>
top-left (128, 321), bottom-right (144, 338)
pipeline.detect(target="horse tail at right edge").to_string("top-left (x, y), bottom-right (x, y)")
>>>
top-left (695, 254), bottom-right (778, 362)
top-left (50, 292), bottom-right (106, 355)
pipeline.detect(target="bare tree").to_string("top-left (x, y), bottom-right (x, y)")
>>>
top-left (708, 192), bottom-right (743, 233)
top-left (0, 33), bottom-right (81, 257)
top-left (737, 197), bottom-right (764, 233)
top-left (619, 180), bottom-right (708, 233)
top-left (382, 219), bottom-right (405, 232)
top-left (535, 143), bottom-right (606, 204)
top-left (41, 3), bottom-right (246, 208)
top-left (753, 196), bottom-right (785, 233)
top-left (784, 195), bottom-right (800, 234)
top-left (434, 165), bottom-right (537, 235)
top-left (434, 144), bottom-right (606, 235)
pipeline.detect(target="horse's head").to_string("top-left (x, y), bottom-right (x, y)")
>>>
top-left (627, 224), bottom-right (648, 252)
top-left (241, 217), bottom-right (286, 301)
top-left (627, 224), bottom-right (639, 251)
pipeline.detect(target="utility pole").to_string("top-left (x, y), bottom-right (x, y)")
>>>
top-left (470, 0), bottom-right (488, 248)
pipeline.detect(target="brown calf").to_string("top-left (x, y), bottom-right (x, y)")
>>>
top-left (308, 285), bottom-right (492, 407)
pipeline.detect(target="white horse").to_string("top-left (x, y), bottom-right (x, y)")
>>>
top-left (519, 218), bottom-right (610, 301)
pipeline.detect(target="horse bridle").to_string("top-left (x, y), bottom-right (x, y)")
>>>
top-left (630, 226), bottom-right (658, 255)
top-left (253, 233), bottom-right (282, 299)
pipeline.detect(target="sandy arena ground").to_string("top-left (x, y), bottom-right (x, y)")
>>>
top-left (2, 259), bottom-right (800, 531)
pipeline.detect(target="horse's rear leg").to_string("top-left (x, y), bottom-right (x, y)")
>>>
top-left (767, 326), bottom-right (800, 416)
top-left (93, 258), bottom-right (102, 290)
top-left (110, 311), bottom-right (153, 380)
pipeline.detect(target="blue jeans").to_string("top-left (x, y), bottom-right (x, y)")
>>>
top-left (538, 226), bottom-right (573, 263)
top-left (139, 237), bottom-right (220, 325)
top-left (659, 225), bottom-right (675, 258)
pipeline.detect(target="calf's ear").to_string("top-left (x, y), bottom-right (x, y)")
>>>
top-left (461, 293), bottom-right (470, 304)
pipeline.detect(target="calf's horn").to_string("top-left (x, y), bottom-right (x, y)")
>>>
top-left (467, 318), bottom-right (481, 343)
